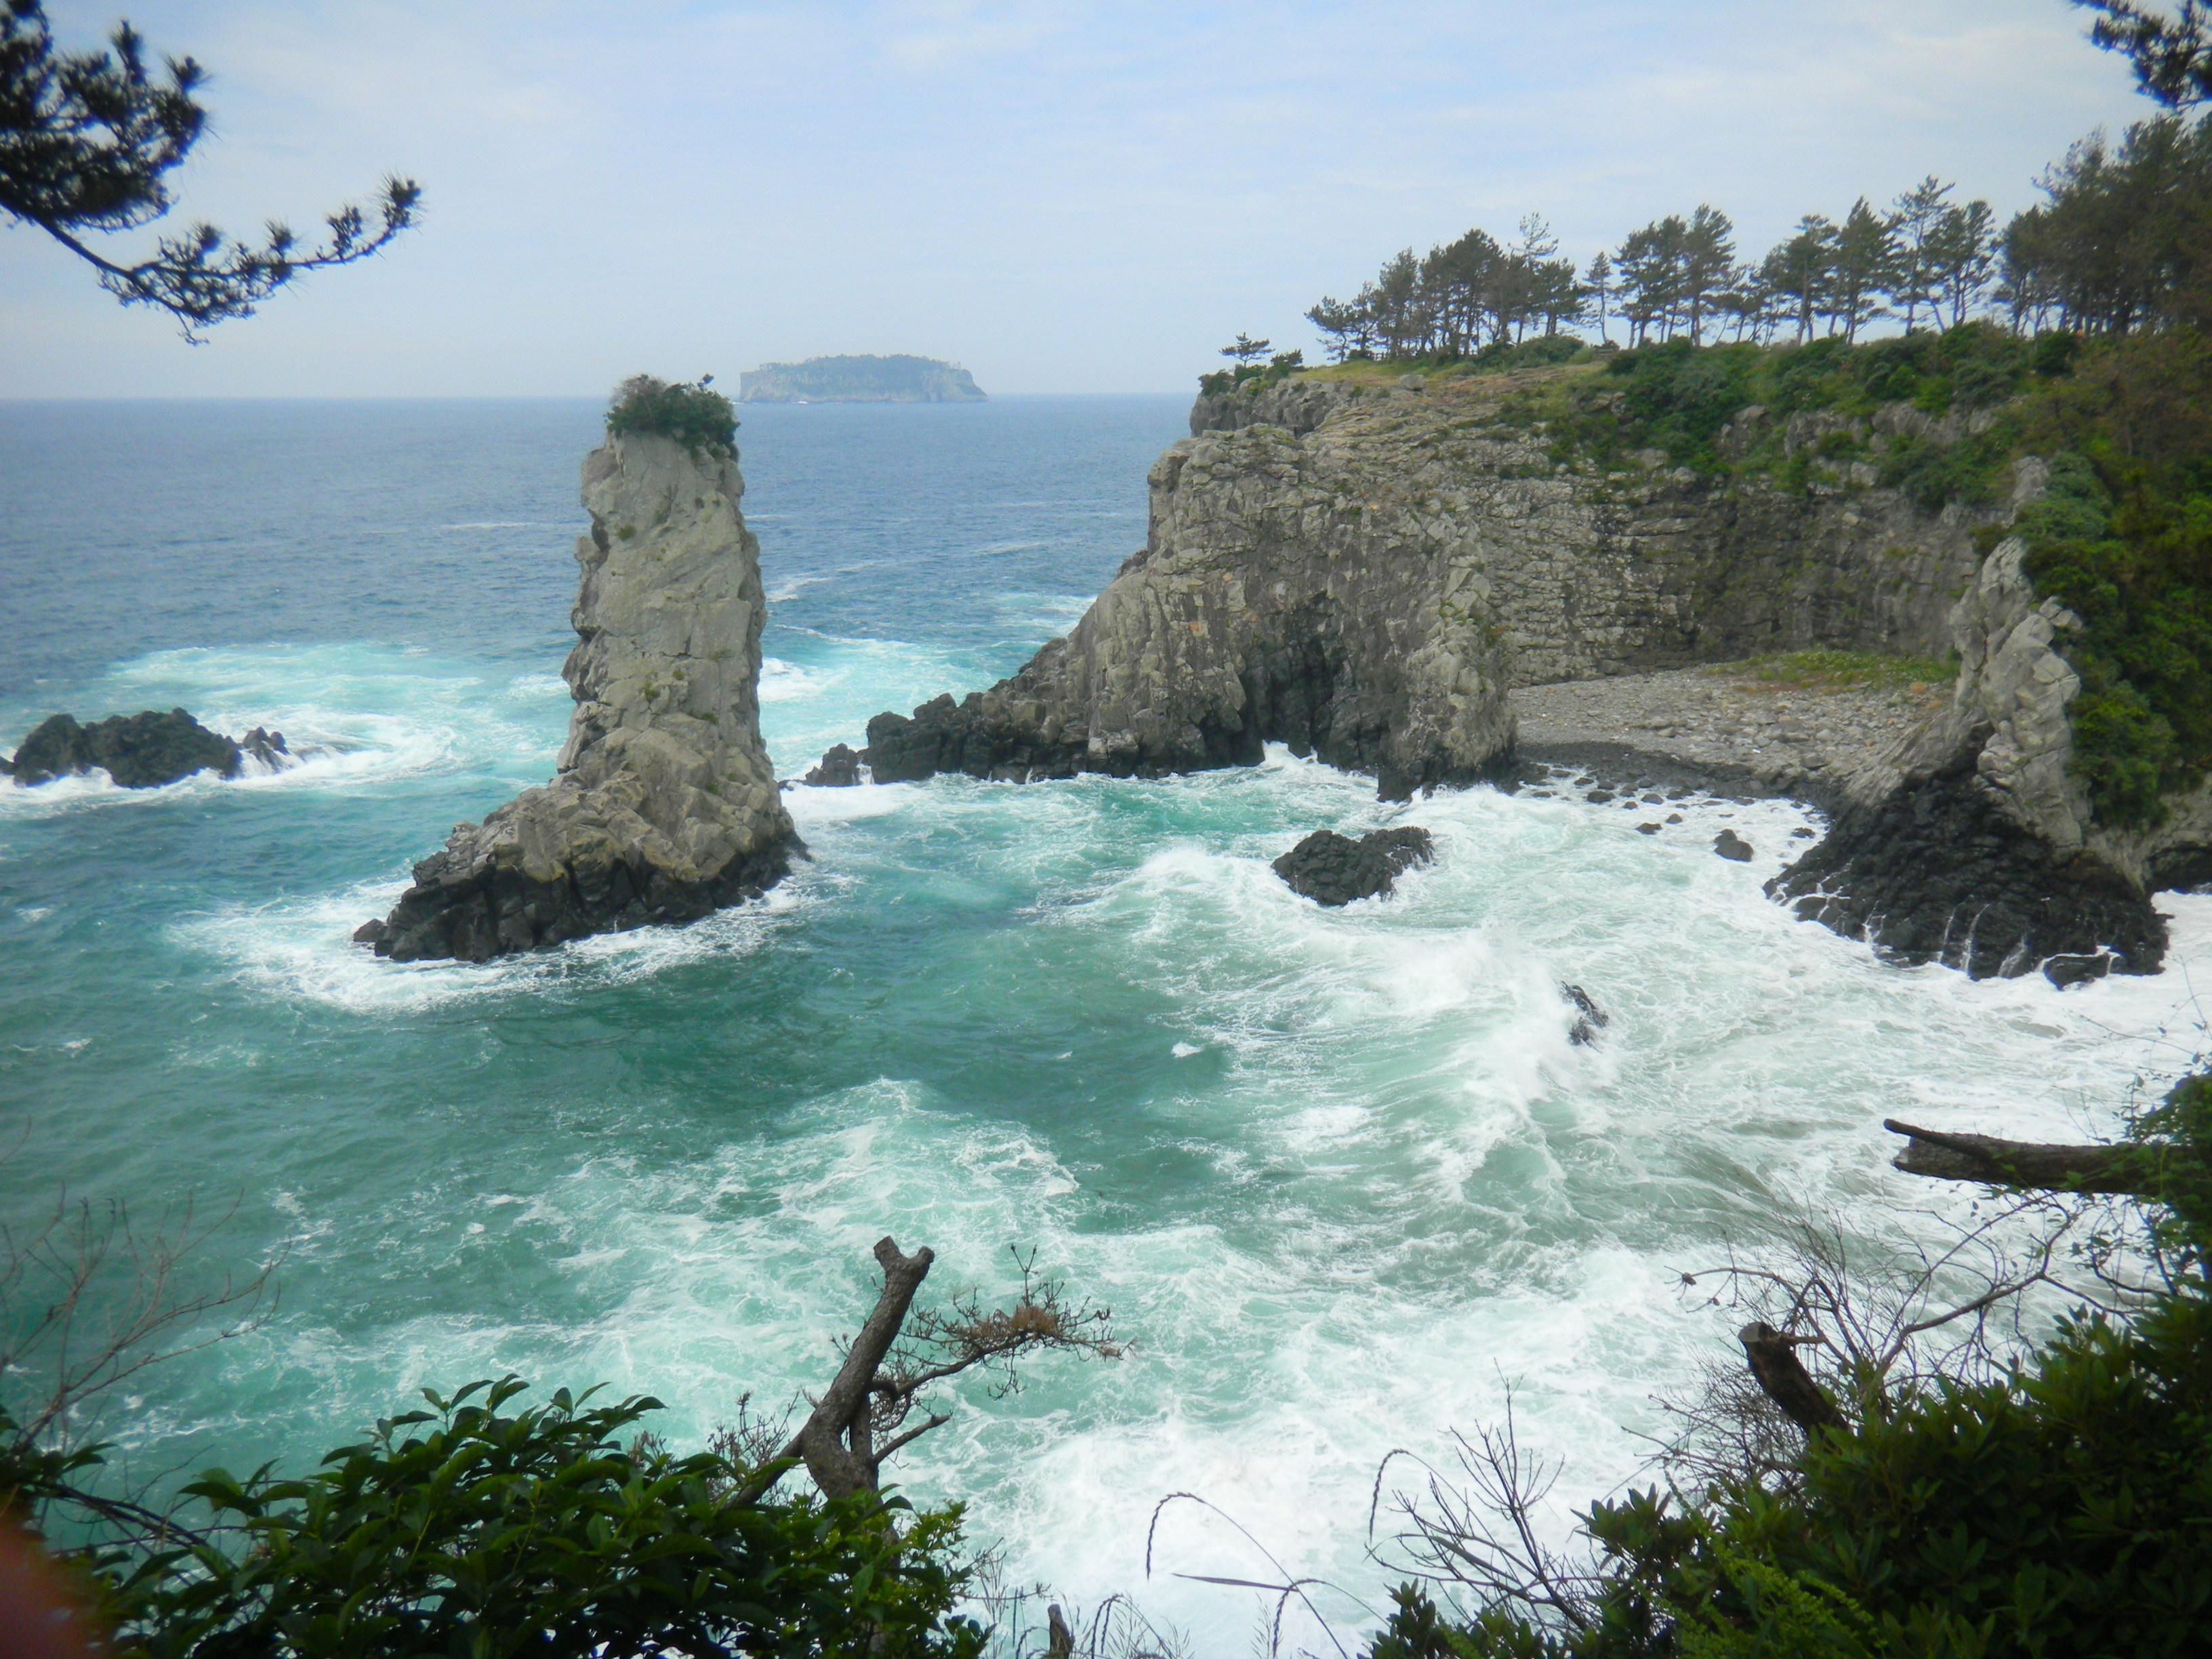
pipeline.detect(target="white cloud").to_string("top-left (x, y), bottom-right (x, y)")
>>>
top-left (0, 0), bottom-right (2154, 395)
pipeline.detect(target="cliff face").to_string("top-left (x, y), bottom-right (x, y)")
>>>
top-left (858, 371), bottom-right (1993, 796)
top-left (828, 367), bottom-right (2211, 981)
top-left (1769, 535), bottom-right (2212, 978)
top-left (361, 434), bottom-right (796, 963)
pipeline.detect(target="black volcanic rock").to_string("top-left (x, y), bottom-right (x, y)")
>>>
top-left (1273, 826), bottom-right (1434, 906)
top-left (5, 709), bottom-right (244, 788)
top-left (1715, 830), bottom-right (1755, 861)
top-left (1561, 983), bottom-right (1610, 1045)
top-left (1767, 755), bottom-right (2165, 983)
top-left (239, 726), bottom-right (291, 769)
top-left (804, 743), bottom-right (863, 787)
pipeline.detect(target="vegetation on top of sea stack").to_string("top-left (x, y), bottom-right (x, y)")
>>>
top-left (604, 373), bottom-right (739, 459)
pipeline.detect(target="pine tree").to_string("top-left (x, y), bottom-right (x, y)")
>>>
top-left (1927, 199), bottom-right (1999, 327)
top-left (1586, 249), bottom-right (1614, 344)
top-left (1763, 215), bottom-right (1836, 343)
top-left (0, 1), bottom-right (419, 337)
top-left (1889, 176), bottom-right (1954, 331)
top-left (1827, 197), bottom-right (1899, 340)
top-left (1679, 205), bottom-right (1736, 344)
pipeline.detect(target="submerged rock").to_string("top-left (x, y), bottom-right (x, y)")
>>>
top-left (5, 708), bottom-right (246, 788)
top-left (1273, 826), bottom-right (1434, 906)
top-left (363, 430), bottom-right (798, 964)
top-left (1561, 983), bottom-right (1610, 1045)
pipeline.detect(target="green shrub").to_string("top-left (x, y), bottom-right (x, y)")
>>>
top-left (605, 375), bottom-right (739, 458)
top-left (35, 1376), bottom-right (983, 1659)
top-left (2020, 447), bottom-right (2212, 825)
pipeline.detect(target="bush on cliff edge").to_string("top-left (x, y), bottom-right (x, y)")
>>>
top-left (605, 374), bottom-right (739, 459)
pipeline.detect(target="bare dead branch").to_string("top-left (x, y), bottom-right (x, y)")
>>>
top-left (734, 1238), bottom-right (1118, 1506)
top-left (1884, 1118), bottom-right (2176, 1195)
top-left (1737, 1322), bottom-right (1846, 1435)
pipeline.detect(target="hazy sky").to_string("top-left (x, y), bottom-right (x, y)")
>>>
top-left (0, 1), bottom-right (2160, 397)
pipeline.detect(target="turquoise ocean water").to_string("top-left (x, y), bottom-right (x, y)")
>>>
top-left (2, 396), bottom-right (2207, 1646)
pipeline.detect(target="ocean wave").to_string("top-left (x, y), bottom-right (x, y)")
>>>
top-left (174, 874), bottom-right (813, 1016)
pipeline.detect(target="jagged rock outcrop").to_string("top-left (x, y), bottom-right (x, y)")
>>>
top-left (3, 708), bottom-right (286, 787)
top-left (1272, 825), bottom-right (1434, 905)
top-left (359, 433), bottom-right (797, 964)
top-left (838, 371), bottom-right (1997, 802)
top-left (823, 369), bottom-right (2208, 983)
top-left (1768, 536), bottom-right (2209, 981)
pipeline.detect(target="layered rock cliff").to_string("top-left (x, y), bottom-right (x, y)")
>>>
top-left (359, 433), bottom-right (796, 963)
top-left (823, 367), bottom-right (2210, 981)
top-left (848, 370), bottom-right (1992, 794)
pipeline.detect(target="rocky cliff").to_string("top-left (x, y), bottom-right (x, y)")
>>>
top-left (359, 433), bottom-right (796, 963)
top-left (847, 369), bottom-right (1993, 793)
top-left (822, 366), bottom-right (2209, 981)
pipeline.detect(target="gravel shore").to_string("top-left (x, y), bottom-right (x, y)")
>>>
top-left (1509, 661), bottom-right (1952, 803)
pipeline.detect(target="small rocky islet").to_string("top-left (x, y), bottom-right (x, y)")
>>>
top-left (3, 708), bottom-right (289, 788)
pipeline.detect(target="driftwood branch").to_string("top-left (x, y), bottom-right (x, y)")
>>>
top-left (731, 1236), bottom-right (1118, 1506)
top-left (1883, 1119), bottom-right (2169, 1195)
top-left (1736, 1322), bottom-right (1847, 1435)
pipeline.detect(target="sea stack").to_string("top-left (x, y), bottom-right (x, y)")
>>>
top-left (359, 413), bottom-right (797, 963)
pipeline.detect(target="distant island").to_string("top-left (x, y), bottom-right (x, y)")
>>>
top-left (738, 354), bottom-right (986, 404)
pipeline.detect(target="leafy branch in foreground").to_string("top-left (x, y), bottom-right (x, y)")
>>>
top-left (0, 0), bottom-right (420, 337)
top-left (0, 1226), bottom-right (1123, 1656)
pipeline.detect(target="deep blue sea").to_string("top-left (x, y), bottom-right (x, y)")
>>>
top-left (3, 396), bottom-right (2207, 1647)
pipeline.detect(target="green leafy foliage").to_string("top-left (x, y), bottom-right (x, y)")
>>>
top-left (605, 375), bottom-right (739, 459)
top-left (2018, 442), bottom-right (2212, 825)
top-left (30, 1376), bottom-right (983, 1659)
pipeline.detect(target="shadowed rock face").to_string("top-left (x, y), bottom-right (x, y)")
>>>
top-left (359, 433), bottom-right (797, 964)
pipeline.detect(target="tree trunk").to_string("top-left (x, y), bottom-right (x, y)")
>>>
top-left (1739, 1321), bottom-right (1847, 1435)
top-left (1883, 1120), bottom-right (2171, 1196)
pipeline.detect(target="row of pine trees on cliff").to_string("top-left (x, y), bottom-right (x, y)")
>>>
top-left (1302, 115), bottom-right (2211, 361)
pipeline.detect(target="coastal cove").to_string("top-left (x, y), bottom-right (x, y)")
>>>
top-left (3, 396), bottom-right (2208, 1647)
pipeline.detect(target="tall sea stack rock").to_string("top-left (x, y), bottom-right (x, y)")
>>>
top-left (360, 430), bottom-right (796, 963)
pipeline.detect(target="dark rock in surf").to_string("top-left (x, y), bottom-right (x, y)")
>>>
top-left (1561, 983), bottom-right (1609, 1046)
top-left (240, 726), bottom-right (290, 769)
top-left (1766, 753), bottom-right (2163, 981)
top-left (5, 708), bottom-right (244, 788)
top-left (1273, 826), bottom-right (1434, 907)
top-left (804, 743), bottom-right (863, 787)
top-left (1715, 830), bottom-right (1755, 862)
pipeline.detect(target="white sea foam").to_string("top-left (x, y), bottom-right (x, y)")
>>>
top-left (176, 872), bottom-right (813, 1016)
top-left (54, 635), bottom-right (2212, 1653)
